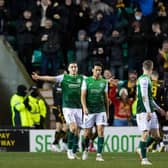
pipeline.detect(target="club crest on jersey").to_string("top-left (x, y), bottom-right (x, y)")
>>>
top-left (100, 83), bottom-right (105, 88)
top-left (77, 78), bottom-right (81, 83)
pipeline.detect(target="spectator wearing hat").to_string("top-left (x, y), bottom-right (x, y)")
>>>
top-left (10, 84), bottom-right (33, 128)
top-left (109, 87), bottom-right (133, 126)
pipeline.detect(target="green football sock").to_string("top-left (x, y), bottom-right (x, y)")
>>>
top-left (67, 131), bottom-right (74, 150)
top-left (140, 141), bottom-right (147, 159)
top-left (72, 135), bottom-right (79, 154)
top-left (97, 137), bottom-right (104, 154)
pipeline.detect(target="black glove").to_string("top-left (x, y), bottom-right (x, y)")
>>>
top-left (24, 97), bottom-right (31, 111)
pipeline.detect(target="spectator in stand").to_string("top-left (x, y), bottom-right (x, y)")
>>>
top-left (52, 0), bottom-right (79, 65)
top-left (109, 86), bottom-right (133, 126)
top-left (119, 70), bottom-right (138, 125)
top-left (16, 9), bottom-right (40, 74)
top-left (89, 0), bottom-right (113, 19)
top-left (157, 40), bottom-right (168, 79)
top-left (147, 21), bottom-right (165, 69)
top-left (154, 1), bottom-right (168, 41)
top-left (35, 0), bottom-right (53, 28)
top-left (75, 0), bottom-right (91, 31)
top-left (46, 0), bottom-right (63, 27)
top-left (88, 10), bottom-right (112, 38)
top-left (103, 69), bottom-right (118, 126)
top-left (10, 84), bottom-right (33, 128)
top-left (89, 29), bottom-right (107, 70)
top-left (128, 7), bottom-right (150, 33)
top-left (106, 28), bottom-right (126, 80)
top-left (127, 9), bottom-right (148, 75)
top-left (27, 85), bottom-right (47, 129)
top-left (75, 29), bottom-right (89, 75)
top-left (138, 0), bottom-right (154, 17)
top-left (113, 1), bottom-right (129, 35)
top-left (119, 69), bottom-right (137, 101)
top-left (155, 0), bottom-right (168, 19)
top-left (39, 18), bottom-right (61, 75)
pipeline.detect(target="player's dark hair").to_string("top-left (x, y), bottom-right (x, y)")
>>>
top-left (68, 61), bottom-right (78, 66)
top-left (93, 61), bottom-right (103, 68)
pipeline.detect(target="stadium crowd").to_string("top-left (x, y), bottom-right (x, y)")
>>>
top-left (0, 0), bottom-right (168, 76)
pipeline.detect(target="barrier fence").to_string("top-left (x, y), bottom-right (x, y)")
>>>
top-left (0, 127), bottom-right (168, 152)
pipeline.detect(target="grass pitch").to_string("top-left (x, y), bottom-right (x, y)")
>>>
top-left (0, 152), bottom-right (167, 168)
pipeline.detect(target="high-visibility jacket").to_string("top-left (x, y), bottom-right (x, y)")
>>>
top-left (10, 94), bottom-right (33, 127)
top-left (132, 99), bottom-right (137, 116)
top-left (38, 99), bottom-right (47, 118)
top-left (28, 96), bottom-right (47, 125)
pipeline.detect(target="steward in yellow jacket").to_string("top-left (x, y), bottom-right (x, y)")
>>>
top-left (10, 85), bottom-right (33, 127)
top-left (28, 86), bottom-right (47, 128)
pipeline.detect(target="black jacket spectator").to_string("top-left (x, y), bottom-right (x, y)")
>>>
top-left (89, 30), bottom-right (107, 69)
top-left (106, 29), bottom-right (126, 79)
top-left (39, 19), bottom-right (61, 75)
top-left (127, 20), bottom-right (147, 75)
top-left (16, 9), bottom-right (39, 74)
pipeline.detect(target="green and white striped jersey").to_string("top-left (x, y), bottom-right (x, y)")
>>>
top-left (136, 74), bottom-right (155, 114)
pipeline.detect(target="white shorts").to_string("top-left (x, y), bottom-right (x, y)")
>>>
top-left (63, 108), bottom-right (83, 128)
top-left (83, 112), bottom-right (108, 128)
top-left (136, 112), bottom-right (159, 132)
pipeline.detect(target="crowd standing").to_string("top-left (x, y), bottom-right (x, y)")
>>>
top-left (1, 0), bottom-right (168, 77)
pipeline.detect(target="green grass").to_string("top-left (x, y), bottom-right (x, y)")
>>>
top-left (0, 152), bottom-right (167, 168)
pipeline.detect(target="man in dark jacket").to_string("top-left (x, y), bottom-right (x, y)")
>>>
top-left (16, 9), bottom-right (39, 74)
top-left (40, 18), bottom-right (62, 75)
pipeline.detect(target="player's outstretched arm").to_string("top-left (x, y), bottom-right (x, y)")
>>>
top-left (31, 72), bottom-right (56, 82)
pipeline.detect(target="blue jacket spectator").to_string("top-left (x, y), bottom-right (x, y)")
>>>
top-left (138, 0), bottom-right (154, 16)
